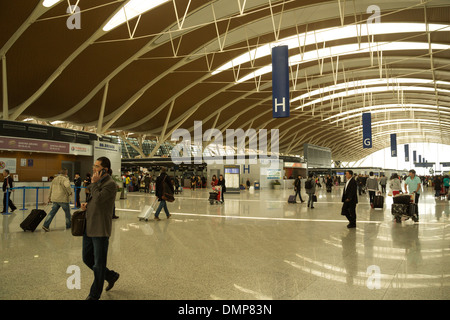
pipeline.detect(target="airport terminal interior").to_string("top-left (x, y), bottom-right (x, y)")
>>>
top-left (1, 0), bottom-right (450, 301)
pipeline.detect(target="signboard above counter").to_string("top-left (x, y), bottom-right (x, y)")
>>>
top-left (0, 136), bottom-right (92, 156)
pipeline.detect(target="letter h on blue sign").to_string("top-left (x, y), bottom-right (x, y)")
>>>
top-left (272, 46), bottom-right (290, 118)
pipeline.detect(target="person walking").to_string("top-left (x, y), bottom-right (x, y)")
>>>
top-left (154, 167), bottom-right (174, 220)
top-left (217, 174), bottom-right (226, 203)
top-left (366, 172), bottom-right (379, 208)
top-left (80, 157), bottom-right (120, 300)
top-left (84, 173), bottom-right (92, 202)
top-left (42, 169), bottom-right (72, 232)
top-left (388, 173), bottom-right (402, 196)
top-left (404, 169), bottom-right (421, 221)
top-left (294, 175), bottom-right (305, 203)
top-left (144, 174), bottom-right (150, 193)
top-left (379, 175), bottom-right (387, 193)
top-left (2, 169), bottom-right (17, 213)
top-left (74, 172), bottom-right (82, 208)
top-left (325, 174), bottom-right (333, 193)
top-left (433, 176), bottom-right (442, 198)
top-left (443, 175), bottom-right (450, 194)
top-left (341, 170), bottom-right (358, 228)
top-left (404, 169), bottom-right (421, 203)
top-left (211, 175), bottom-right (218, 187)
top-left (305, 173), bottom-right (316, 209)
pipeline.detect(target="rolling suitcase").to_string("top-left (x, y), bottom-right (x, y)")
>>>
top-left (20, 209), bottom-right (47, 232)
top-left (409, 203), bottom-right (419, 222)
top-left (138, 199), bottom-right (157, 221)
top-left (288, 195), bottom-right (296, 203)
top-left (373, 193), bottom-right (384, 209)
top-left (393, 194), bottom-right (411, 205)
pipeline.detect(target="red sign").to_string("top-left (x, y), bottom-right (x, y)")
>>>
top-left (0, 136), bottom-right (70, 153)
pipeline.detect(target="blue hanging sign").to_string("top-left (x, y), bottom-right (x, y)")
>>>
top-left (362, 113), bottom-right (372, 148)
top-left (390, 134), bottom-right (397, 157)
top-left (272, 46), bottom-right (290, 118)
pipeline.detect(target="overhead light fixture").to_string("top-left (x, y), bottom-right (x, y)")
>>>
top-left (103, 0), bottom-right (170, 32)
top-left (236, 42), bottom-right (450, 83)
top-left (292, 78), bottom-right (450, 103)
top-left (212, 23), bottom-right (450, 76)
top-left (324, 104), bottom-right (450, 123)
top-left (293, 85), bottom-right (450, 111)
top-left (42, 0), bottom-right (62, 7)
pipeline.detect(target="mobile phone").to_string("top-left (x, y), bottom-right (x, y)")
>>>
top-left (100, 168), bottom-right (107, 176)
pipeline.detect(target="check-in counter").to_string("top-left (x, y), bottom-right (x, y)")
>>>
top-left (7, 182), bottom-right (88, 209)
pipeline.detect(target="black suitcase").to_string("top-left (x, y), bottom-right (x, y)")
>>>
top-left (393, 194), bottom-right (411, 205)
top-left (20, 209), bottom-right (47, 232)
top-left (409, 203), bottom-right (419, 222)
top-left (288, 195), bottom-right (296, 203)
top-left (373, 195), bottom-right (384, 209)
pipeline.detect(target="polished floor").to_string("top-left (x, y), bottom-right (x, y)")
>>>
top-left (1, 185), bottom-right (449, 300)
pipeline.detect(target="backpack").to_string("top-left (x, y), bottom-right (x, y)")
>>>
top-left (305, 179), bottom-right (312, 189)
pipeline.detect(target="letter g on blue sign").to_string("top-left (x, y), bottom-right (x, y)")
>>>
top-left (362, 113), bottom-right (372, 148)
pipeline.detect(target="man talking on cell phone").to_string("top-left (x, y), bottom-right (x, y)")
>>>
top-left (80, 156), bottom-right (120, 300)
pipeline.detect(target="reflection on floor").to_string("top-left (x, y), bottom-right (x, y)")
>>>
top-left (1, 186), bottom-right (449, 300)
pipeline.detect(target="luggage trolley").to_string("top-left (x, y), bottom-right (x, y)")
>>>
top-left (209, 186), bottom-right (222, 205)
top-left (391, 193), bottom-right (418, 223)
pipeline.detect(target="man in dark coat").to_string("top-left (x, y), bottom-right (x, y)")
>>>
top-left (2, 169), bottom-right (17, 213)
top-left (341, 170), bottom-right (358, 228)
top-left (80, 157), bottom-right (119, 300)
top-left (217, 174), bottom-right (226, 203)
top-left (294, 175), bottom-right (305, 203)
top-left (74, 172), bottom-right (82, 208)
top-left (154, 167), bottom-right (174, 220)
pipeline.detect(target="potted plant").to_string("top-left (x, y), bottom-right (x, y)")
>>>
top-left (272, 180), bottom-right (281, 190)
top-left (112, 175), bottom-right (125, 200)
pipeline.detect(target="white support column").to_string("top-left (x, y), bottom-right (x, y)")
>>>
top-left (2, 55), bottom-right (8, 120)
top-left (149, 100), bottom-right (175, 157)
top-left (97, 82), bottom-right (109, 134)
top-left (121, 131), bottom-right (145, 158)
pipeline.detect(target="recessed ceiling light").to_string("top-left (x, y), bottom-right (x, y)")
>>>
top-left (212, 23), bottom-right (450, 76)
top-left (42, 0), bottom-right (62, 8)
top-left (103, 0), bottom-right (170, 32)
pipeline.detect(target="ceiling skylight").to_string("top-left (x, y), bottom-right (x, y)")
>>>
top-left (324, 104), bottom-right (450, 123)
top-left (237, 41), bottom-right (450, 83)
top-left (212, 23), bottom-right (450, 76)
top-left (103, 0), bottom-right (170, 32)
top-left (292, 78), bottom-right (450, 103)
top-left (293, 85), bottom-right (450, 111)
top-left (42, 0), bottom-right (62, 7)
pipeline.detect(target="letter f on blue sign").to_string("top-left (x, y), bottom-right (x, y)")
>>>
top-left (272, 46), bottom-right (290, 118)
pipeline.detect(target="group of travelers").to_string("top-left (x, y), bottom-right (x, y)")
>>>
top-left (2, 158), bottom-right (121, 300)
top-left (4, 160), bottom-right (448, 301)
top-left (288, 169), bottom-right (433, 229)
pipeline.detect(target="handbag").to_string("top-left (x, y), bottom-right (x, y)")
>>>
top-left (71, 210), bottom-right (86, 236)
top-left (312, 194), bottom-right (317, 202)
top-left (161, 176), bottom-right (175, 202)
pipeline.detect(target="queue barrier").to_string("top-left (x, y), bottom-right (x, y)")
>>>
top-left (1, 185), bottom-right (86, 215)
